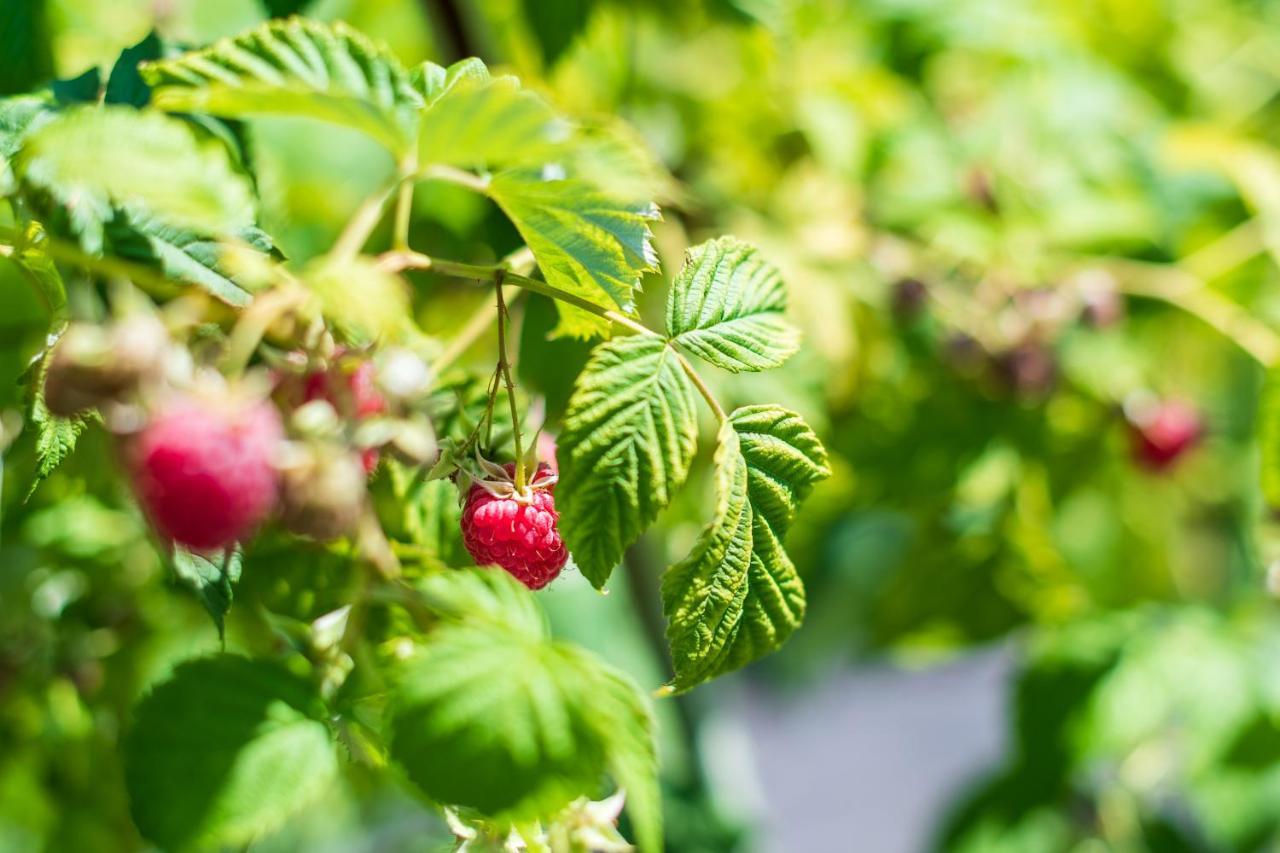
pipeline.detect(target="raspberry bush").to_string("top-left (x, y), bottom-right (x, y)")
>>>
top-left (0, 15), bottom-right (827, 851)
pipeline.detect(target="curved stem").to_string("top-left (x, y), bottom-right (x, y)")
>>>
top-left (675, 350), bottom-right (727, 422)
top-left (495, 275), bottom-right (527, 488)
top-left (392, 181), bottom-right (414, 251)
top-left (332, 182), bottom-right (396, 259)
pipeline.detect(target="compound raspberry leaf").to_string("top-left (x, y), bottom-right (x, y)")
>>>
top-left (666, 237), bottom-right (799, 373)
top-left (124, 656), bottom-right (338, 851)
top-left (662, 406), bottom-right (829, 691)
top-left (487, 171), bottom-right (660, 338)
top-left (15, 107), bottom-right (255, 254)
top-left (140, 17), bottom-right (422, 156)
top-left (388, 622), bottom-right (658, 842)
top-left (557, 335), bottom-right (699, 587)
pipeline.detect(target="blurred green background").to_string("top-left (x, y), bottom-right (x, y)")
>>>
top-left (5, 0), bottom-right (1280, 850)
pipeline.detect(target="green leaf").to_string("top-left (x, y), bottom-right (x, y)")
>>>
top-left (302, 254), bottom-right (409, 343)
top-left (666, 237), bottom-right (799, 372)
top-left (16, 107), bottom-right (255, 254)
top-left (140, 17), bottom-right (421, 156)
top-left (387, 618), bottom-right (659, 846)
top-left (387, 466), bottom-right (470, 568)
top-left (50, 67), bottom-right (102, 105)
top-left (416, 58), bottom-right (566, 170)
top-left (0, 95), bottom-right (53, 194)
top-left (557, 335), bottom-right (699, 587)
top-left (662, 406), bottom-right (829, 691)
top-left (487, 171), bottom-right (660, 338)
top-left (171, 547), bottom-right (243, 640)
top-left (105, 31), bottom-right (164, 107)
top-left (124, 656), bottom-right (338, 851)
top-left (26, 390), bottom-right (89, 501)
top-left (105, 211), bottom-right (270, 308)
top-left (414, 567), bottom-right (547, 639)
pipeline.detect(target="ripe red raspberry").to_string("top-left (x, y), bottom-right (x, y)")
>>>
top-left (1130, 400), bottom-right (1202, 471)
top-left (303, 359), bottom-right (387, 473)
top-left (129, 394), bottom-right (283, 552)
top-left (461, 463), bottom-right (567, 590)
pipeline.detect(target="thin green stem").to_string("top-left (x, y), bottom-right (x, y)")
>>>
top-left (392, 181), bottom-right (414, 251)
top-left (675, 350), bottom-right (727, 421)
top-left (495, 274), bottom-right (527, 489)
top-left (332, 183), bottom-right (396, 259)
top-left (419, 163), bottom-right (490, 193)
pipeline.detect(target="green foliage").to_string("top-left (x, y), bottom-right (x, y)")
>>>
top-left (1261, 368), bottom-right (1280, 506)
top-left (557, 335), bottom-right (699, 586)
top-left (388, 570), bottom-right (658, 846)
top-left (666, 237), bottom-right (799, 373)
top-left (488, 171), bottom-right (660, 338)
top-left (140, 17), bottom-right (422, 156)
top-left (663, 408), bottom-right (828, 691)
top-left (124, 656), bottom-right (338, 851)
top-left (303, 254), bottom-right (409, 342)
top-left (15, 107), bottom-right (254, 252)
top-left (415, 58), bottom-right (564, 169)
top-left (171, 547), bottom-right (243, 640)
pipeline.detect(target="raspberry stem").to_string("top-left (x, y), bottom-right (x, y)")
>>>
top-left (495, 274), bottom-right (527, 490)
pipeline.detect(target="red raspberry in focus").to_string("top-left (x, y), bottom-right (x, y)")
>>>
top-left (303, 359), bottom-right (387, 473)
top-left (129, 395), bottom-right (283, 552)
top-left (461, 463), bottom-right (567, 590)
top-left (1129, 399), bottom-right (1202, 471)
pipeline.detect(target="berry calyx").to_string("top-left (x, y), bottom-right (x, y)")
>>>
top-left (128, 392), bottom-right (283, 552)
top-left (460, 462), bottom-right (567, 590)
top-left (1128, 398), bottom-right (1202, 471)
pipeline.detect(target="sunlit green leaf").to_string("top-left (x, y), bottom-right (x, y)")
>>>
top-left (15, 107), bottom-right (255, 253)
top-left (666, 237), bottom-right (799, 373)
top-left (141, 17), bottom-right (421, 156)
top-left (557, 335), bottom-right (698, 587)
top-left (488, 171), bottom-right (659, 338)
top-left (124, 656), bottom-right (338, 851)
top-left (171, 547), bottom-right (243, 640)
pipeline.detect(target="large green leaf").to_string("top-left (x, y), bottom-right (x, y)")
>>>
top-left (557, 335), bottom-right (699, 587)
top-left (140, 17), bottom-right (421, 156)
top-left (124, 656), bottom-right (338, 851)
top-left (488, 171), bottom-right (660, 338)
top-left (666, 237), bottom-right (799, 373)
top-left (413, 566), bottom-right (547, 639)
top-left (416, 58), bottom-right (565, 170)
top-left (387, 623), bottom-right (655, 828)
top-left (662, 406), bottom-right (829, 691)
top-left (15, 107), bottom-right (255, 253)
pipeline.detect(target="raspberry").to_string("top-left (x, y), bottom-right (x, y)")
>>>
top-left (302, 359), bottom-right (387, 473)
top-left (129, 394), bottom-right (283, 552)
top-left (1130, 399), bottom-right (1202, 471)
top-left (461, 463), bottom-right (567, 590)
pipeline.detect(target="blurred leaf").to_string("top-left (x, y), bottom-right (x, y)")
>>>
top-left (25, 360), bottom-right (90, 501)
top-left (663, 407), bottom-right (828, 691)
top-left (304, 254), bottom-right (409, 343)
top-left (666, 237), bottom-right (799, 373)
top-left (141, 18), bottom-right (421, 156)
top-left (520, 0), bottom-right (597, 66)
top-left (171, 547), bottom-right (243, 640)
top-left (557, 335), bottom-right (698, 587)
top-left (414, 567), bottom-right (547, 638)
top-left (387, 601), bottom-right (658, 847)
top-left (0, 0), bottom-right (53, 96)
top-left (387, 466), bottom-right (469, 568)
top-left (1260, 367), bottom-right (1280, 506)
top-left (104, 31), bottom-right (163, 107)
top-left (488, 171), bottom-right (659, 338)
top-left (124, 656), bottom-right (338, 851)
top-left (16, 107), bottom-right (255, 253)
top-left (50, 67), bottom-right (100, 105)
top-left (416, 58), bottom-right (565, 169)
top-left (260, 0), bottom-right (315, 17)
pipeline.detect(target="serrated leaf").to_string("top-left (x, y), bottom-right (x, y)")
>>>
top-left (662, 407), bottom-right (829, 691)
top-left (416, 58), bottom-right (566, 170)
top-left (171, 546), bottom-right (243, 640)
top-left (488, 171), bottom-right (660, 338)
top-left (558, 335), bottom-right (698, 587)
top-left (105, 211), bottom-right (271, 308)
top-left (666, 237), bottom-right (799, 373)
top-left (15, 107), bottom-right (255, 253)
top-left (124, 656), bottom-right (338, 851)
top-left (140, 17), bottom-right (421, 156)
top-left (388, 620), bottom-right (658, 847)
top-left (388, 465), bottom-right (469, 568)
top-left (25, 348), bottom-right (90, 501)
